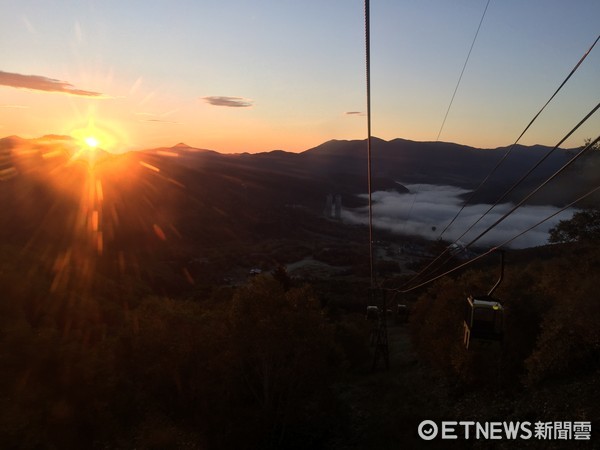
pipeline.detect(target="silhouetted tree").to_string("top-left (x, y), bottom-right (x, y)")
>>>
top-left (583, 137), bottom-right (600, 151)
top-left (548, 209), bottom-right (600, 243)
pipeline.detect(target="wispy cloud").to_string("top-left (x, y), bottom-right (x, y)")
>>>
top-left (202, 96), bottom-right (253, 108)
top-left (342, 183), bottom-right (576, 249)
top-left (345, 111), bottom-right (365, 116)
top-left (0, 70), bottom-right (104, 97)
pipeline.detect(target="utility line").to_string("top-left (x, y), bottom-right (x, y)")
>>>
top-left (439, 33), bottom-right (600, 239)
top-left (393, 179), bottom-right (600, 294)
top-left (435, 0), bottom-right (492, 142)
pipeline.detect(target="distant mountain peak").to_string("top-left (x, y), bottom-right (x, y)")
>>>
top-left (160, 142), bottom-right (217, 155)
top-left (41, 134), bottom-right (72, 141)
top-left (2, 135), bottom-right (23, 141)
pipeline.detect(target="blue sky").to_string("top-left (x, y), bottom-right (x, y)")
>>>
top-left (0, 0), bottom-right (598, 153)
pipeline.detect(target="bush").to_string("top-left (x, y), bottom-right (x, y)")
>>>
top-left (410, 248), bottom-right (600, 392)
top-left (524, 276), bottom-right (600, 385)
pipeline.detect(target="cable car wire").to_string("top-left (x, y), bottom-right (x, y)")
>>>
top-left (435, 0), bottom-right (492, 142)
top-left (404, 36), bottom-right (600, 288)
top-left (401, 116), bottom-right (600, 290)
top-left (393, 178), bottom-right (600, 294)
top-left (452, 101), bottom-right (600, 247)
top-left (362, 5), bottom-right (599, 294)
top-left (464, 131), bottom-right (600, 249)
top-left (439, 32), bottom-right (600, 239)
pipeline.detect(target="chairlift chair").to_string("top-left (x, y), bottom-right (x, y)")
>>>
top-left (463, 295), bottom-right (504, 349)
top-left (463, 251), bottom-right (505, 350)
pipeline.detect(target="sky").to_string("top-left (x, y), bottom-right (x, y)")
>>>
top-left (1, 0), bottom-right (599, 154)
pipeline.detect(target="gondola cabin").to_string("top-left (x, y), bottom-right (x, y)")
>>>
top-left (463, 295), bottom-right (503, 350)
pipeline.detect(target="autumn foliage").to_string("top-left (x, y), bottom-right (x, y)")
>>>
top-left (410, 243), bottom-right (600, 392)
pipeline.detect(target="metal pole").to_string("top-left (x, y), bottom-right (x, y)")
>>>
top-left (365, 0), bottom-right (375, 289)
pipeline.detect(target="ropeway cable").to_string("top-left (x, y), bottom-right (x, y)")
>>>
top-left (450, 101), bottom-right (600, 247)
top-left (393, 178), bottom-right (600, 294)
top-left (439, 33), bottom-right (600, 239)
top-left (401, 111), bottom-right (600, 290)
top-left (435, 0), bottom-right (492, 142)
top-left (463, 132), bottom-right (600, 249)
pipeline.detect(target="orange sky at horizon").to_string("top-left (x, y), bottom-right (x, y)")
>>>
top-left (0, 77), bottom-right (371, 154)
top-left (0, 71), bottom-right (594, 154)
top-left (2, 81), bottom-right (572, 155)
top-left (1, 1), bottom-right (598, 154)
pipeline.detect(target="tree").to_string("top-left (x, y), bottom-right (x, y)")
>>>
top-left (227, 275), bottom-right (339, 447)
top-left (548, 209), bottom-right (600, 243)
top-left (583, 137), bottom-right (600, 151)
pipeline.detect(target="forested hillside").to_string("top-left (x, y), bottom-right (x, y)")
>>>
top-left (1, 135), bottom-right (598, 448)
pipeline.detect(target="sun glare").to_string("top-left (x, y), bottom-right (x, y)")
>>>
top-left (67, 118), bottom-right (129, 166)
top-left (69, 118), bottom-right (126, 156)
top-left (85, 136), bottom-right (99, 148)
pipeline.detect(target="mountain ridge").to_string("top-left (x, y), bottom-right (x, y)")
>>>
top-left (1, 134), bottom-right (590, 208)
top-left (1, 133), bottom-right (575, 157)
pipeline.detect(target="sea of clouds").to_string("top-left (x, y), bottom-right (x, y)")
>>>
top-left (342, 183), bottom-right (576, 249)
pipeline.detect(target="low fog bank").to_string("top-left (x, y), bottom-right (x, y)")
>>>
top-left (342, 183), bottom-right (576, 249)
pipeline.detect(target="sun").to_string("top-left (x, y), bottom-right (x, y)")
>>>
top-left (85, 136), bottom-right (99, 148)
top-left (68, 120), bottom-right (113, 166)
top-left (69, 117), bottom-right (125, 155)
top-left (67, 117), bottom-right (128, 166)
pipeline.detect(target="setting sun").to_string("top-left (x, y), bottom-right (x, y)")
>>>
top-left (67, 120), bottom-right (115, 166)
top-left (85, 136), bottom-right (99, 148)
top-left (68, 118), bottom-right (127, 156)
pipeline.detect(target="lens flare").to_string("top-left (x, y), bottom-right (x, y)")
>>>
top-left (69, 117), bottom-right (125, 156)
top-left (69, 119), bottom-right (121, 166)
top-left (85, 136), bottom-right (99, 148)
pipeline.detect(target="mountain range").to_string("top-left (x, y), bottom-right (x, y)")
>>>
top-left (0, 134), bottom-right (595, 248)
top-left (148, 136), bottom-right (590, 206)
top-left (1, 133), bottom-right (597, 297)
